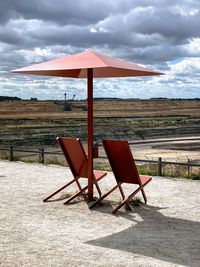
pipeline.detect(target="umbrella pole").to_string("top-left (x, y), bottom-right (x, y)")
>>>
top-left (87, 68), bottom-right (93, 201)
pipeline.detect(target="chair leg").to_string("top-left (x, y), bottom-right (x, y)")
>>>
top-left (112, 185), bottom-right (147, 214)
top-left (64, 177), bottom-right (103, 205)
top-left (43, 178), bottom-right (76, 202)
top-left (118, 183), bottom-right (125, 200)
top-left (94, 178), bottom-right (102, 197)
top-left (90, 184), bottom-right (119, 209)
top-left (74, 176), bottom-right (83, 192)
top-left (141, 188), bottom-right (147, 204)
top-left (63, 184), bottom-right (88, 205)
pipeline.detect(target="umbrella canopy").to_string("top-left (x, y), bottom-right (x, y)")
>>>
top-left (12, 50), bottom-right (161, 78)
top-left (12, 50), bottom-right (162, 201)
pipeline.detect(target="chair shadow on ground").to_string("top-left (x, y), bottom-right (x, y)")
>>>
top-left (44, 191), bottom-right (90, 204)
top-left (87, 204), bottom-right (200, 266)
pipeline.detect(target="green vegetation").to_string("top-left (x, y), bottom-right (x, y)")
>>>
top-left (0, 150), bottom-right (20, 161)
top-left (162, 163), bottom-right (200, 180)
top-left (44, 156), bottom-right (65, 166)
top-left (137, 165), bottom-right (158, 176)
top-left (0, 96), bottom-right (21, 101)
top-left (0, 151), bottom-right (10, 160)
top-left (0, 151), bottom-right (199, 180)
top-left (188, 173), bottom-right (200, 180)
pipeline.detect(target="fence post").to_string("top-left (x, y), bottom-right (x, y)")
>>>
top-left (187, 159), bottom-right (190, 177)
top-left (10, 146), bottom-right (14, 161)
top-left (39, 148), bottom-right (44, 164)
top-left (158, 157), bottom-right (162, 176)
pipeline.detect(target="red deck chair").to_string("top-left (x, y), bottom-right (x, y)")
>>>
top-left (43, 137), bottom-right (107, 204)
top-left (90, 139), bottom-right (152, 214)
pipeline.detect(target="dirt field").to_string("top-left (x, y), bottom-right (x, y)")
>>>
top-left (0, 99), bottom-right (200, 165)
top-left (0, 160), bottom-right (199, 267)
top-left (1, 99), bottom-right (200, 148)
top-left (0, 99), bottom-right (200, 118)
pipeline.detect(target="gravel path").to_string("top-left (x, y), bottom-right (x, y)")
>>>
top-left (0, 160), bottom-right (199, 267)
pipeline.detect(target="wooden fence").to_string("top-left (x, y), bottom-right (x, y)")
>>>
top-left (0, 146), bottom-right (200, 177)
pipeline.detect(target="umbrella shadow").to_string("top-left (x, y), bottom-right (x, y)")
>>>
top-left (86, 204), bottom-right (200, 266)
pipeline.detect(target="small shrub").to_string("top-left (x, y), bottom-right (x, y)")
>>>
top-left (93, 162), bottom-right (111, 171)
top-left (21, 158), bottom-right (39, 164)
top-left (0, 151), bottom-right (20, 161)
top-left (137, 163), bottom-right (158, 176)
top-left (0, 151), bottom-right (10, 160)
top-left (188, 173), bottom-right (200, 180)
top-left (131, 197), bottom-right (142, 206)
top-left (125, 197), bottom-right (142, 210)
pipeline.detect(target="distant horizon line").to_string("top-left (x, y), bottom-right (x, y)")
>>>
top-left (0, 95), bottom-right (200, 101)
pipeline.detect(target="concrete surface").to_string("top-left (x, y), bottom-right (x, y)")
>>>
top-left (0, 160), bottom-right (199, 267)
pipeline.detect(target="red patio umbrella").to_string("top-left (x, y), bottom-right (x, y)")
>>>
top-left (12, 50), bottom-right (162, 201)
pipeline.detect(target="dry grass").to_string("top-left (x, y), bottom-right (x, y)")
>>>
top-left (0, 99), bottom-right (200, 119)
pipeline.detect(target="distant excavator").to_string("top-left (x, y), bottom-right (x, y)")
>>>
top-left (63, 93), bottom-right (75, 111)
top-left (63, 93), bottom-right (87, 111)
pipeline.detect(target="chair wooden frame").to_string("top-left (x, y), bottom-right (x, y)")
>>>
top-left (90, 139), bottom-right (152, 214)
top-left (43, 137), bottom-right (107, 204)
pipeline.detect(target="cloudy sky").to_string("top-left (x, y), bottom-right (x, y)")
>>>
top-left (0, 0), bottom-right (200, 100)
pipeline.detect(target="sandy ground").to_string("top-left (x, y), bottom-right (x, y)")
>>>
top-left (131, 144), bottom-right (200, 161)
top-left (97, 137), bottom-right (200, 161)
top-left (0, 160), bottom-right (199, 267)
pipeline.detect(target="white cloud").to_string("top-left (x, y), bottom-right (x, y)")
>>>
top-left (187, 38), bottom-right (200, 54)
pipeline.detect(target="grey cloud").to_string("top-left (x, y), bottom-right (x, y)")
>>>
top-left (131, 8), bottom-right (200, 40)
top-left (130, 45), bottom-right (190, 64)
top-left (1, 1), bottom-right (200, 58)
top-left (98, 6), bottom-right (200, 43)
top-left (0, 28), bottom-right (24, 46)
top-left (0, 0), bottom-right (200, 99)
top-left (0, 0), bottom-right (132, 25)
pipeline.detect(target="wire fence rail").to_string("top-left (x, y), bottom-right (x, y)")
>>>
top-left (0, 146), bottom-right (200, 178)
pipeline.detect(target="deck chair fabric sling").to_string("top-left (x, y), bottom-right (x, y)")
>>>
top-left (90, 139), bottom-right (152, 214)
top-left (43, 137), bottom-right (107, 204)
